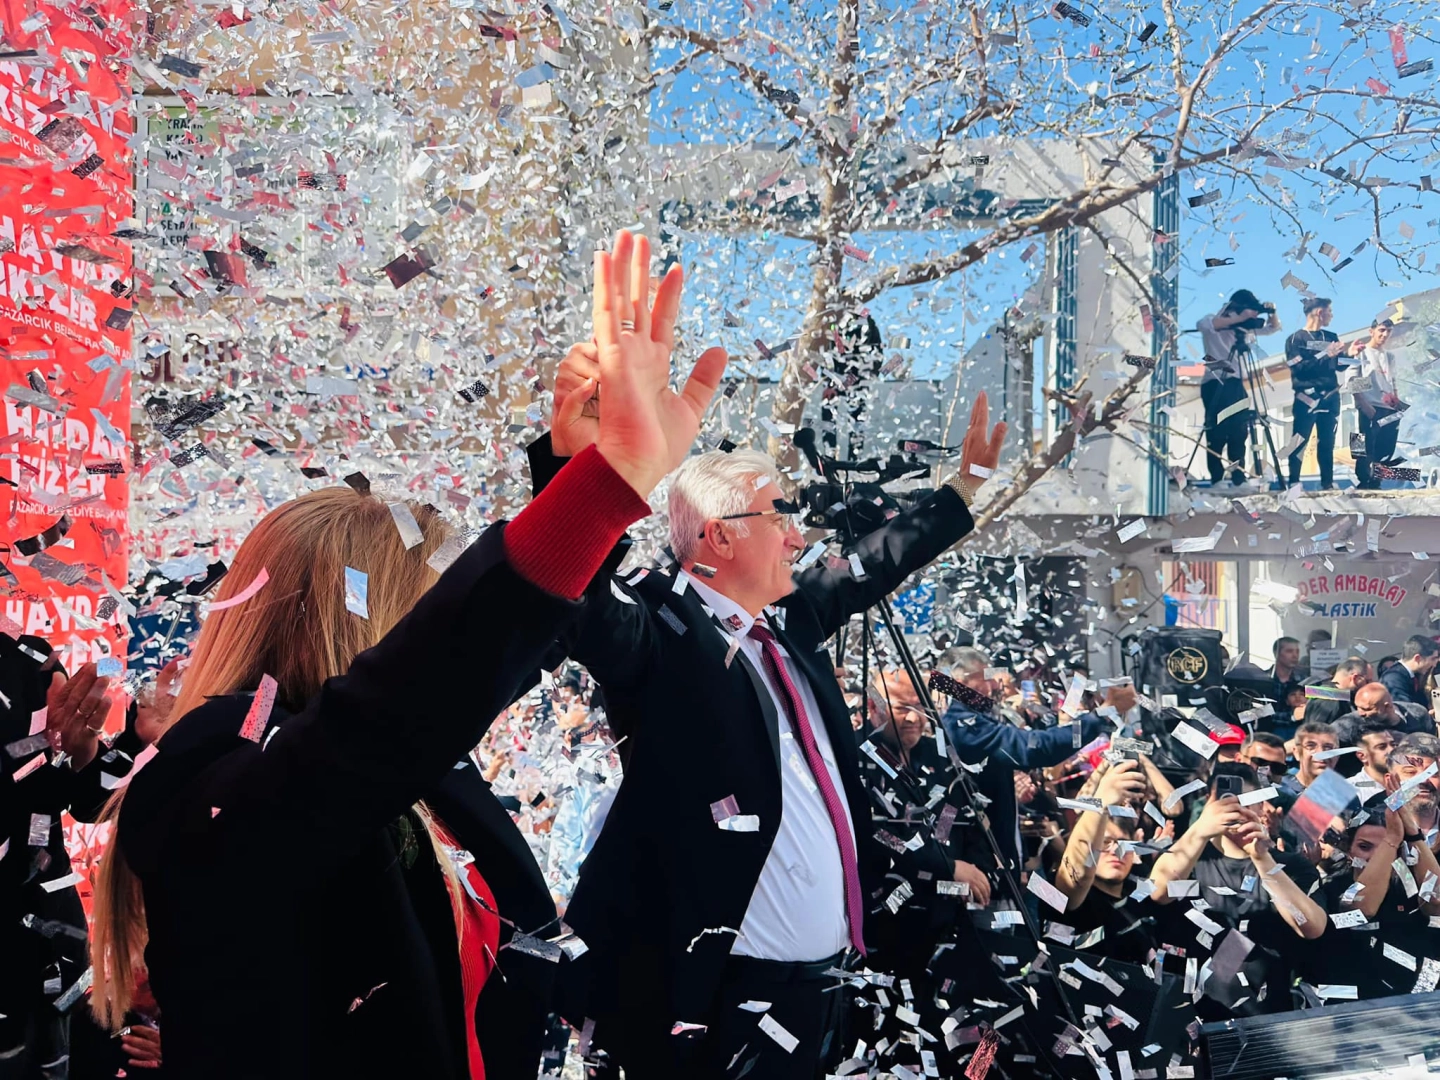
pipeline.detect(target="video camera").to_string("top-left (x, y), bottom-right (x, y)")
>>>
top-left (1232, 302), bottom-right (1277, 333)
top-left (792, 427), bottom-right (935, 543)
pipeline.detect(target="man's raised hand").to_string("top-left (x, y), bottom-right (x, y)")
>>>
top-left (590, 230), bottom-right (728, 498)
top-left (955, 391), bottom-right (1007, 496)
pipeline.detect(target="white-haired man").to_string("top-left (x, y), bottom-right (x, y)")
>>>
top-left (532, 245), bottom-right (1005, 1080)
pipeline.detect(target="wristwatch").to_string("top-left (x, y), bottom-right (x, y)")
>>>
top-left (945, 472), bottom-right (978, 507)
top-left (1405, 830), bottom-right (1426, 843)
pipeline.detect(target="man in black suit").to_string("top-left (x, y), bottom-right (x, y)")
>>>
top-left (1381, 634), bottom-right (1439, 712)
top-left (537, 305), bottom-right (1007, 1078)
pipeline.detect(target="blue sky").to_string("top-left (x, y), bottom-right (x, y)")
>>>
top-left (647, 2), bottom-right (1437, 373)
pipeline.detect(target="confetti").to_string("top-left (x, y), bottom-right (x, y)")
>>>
top-left (344, 568), bottom-right (370, 619)
top-left (208, 568), bottom-right (271, 611)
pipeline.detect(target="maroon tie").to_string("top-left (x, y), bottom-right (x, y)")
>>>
top-left (748, 622), bottom-right (866, 956)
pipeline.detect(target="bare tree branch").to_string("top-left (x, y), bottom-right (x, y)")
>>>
top-left (965, 364), bottom-right (1155, 534)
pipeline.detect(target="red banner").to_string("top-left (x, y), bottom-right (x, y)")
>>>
top-left (0, 0), bottom-right (133, 674)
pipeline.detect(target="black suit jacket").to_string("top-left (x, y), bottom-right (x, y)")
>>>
top-left (117, 525), bottom-right (569, 1079)
top-left (528, 437), bottom-right (975, 1072)
top-left (1381, 662), bottom-right (1427, 710)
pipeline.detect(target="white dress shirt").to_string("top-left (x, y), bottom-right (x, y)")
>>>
top-left (682, 571), bottom-right (857, 962)
top-left (1350, 346), bottom-right (1395, 411)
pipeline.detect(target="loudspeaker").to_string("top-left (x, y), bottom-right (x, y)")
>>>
top-left (1134, 626), bottom-right (1224, 698)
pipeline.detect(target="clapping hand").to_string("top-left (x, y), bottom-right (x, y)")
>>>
top-left (560, 230), bottom-right (728, 496)
top-left (134, 656), bottom-right (185, 747)
top-left (551, 340), bottom-right (600, 457)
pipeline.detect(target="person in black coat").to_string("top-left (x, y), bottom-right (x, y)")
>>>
top-left (1284, 295), bottom-right (1344, 489)
top-left (536, 291), bottom-right (1007, 1080)
top-left (1380, 635), bottom-right (1439, 712)
top-left (1, 643), bottom-right (140, 1080)
top-left (86, 229), bottom-right (728, 1080)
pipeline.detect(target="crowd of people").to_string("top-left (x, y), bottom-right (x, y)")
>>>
top-left (5, 232), bottom-right (1439, 1080)
top-left (1197, 289), bottom-right (1409, 491)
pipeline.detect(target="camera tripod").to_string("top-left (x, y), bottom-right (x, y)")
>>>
top-left (1233, 331), bottom-right (1287, 489)
top-left (1185, 330), bottom-right (1286, 489)
top-left (819, 479), bottom-right (1086, 1072)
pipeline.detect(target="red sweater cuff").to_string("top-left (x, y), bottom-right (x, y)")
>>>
top-left (504, 445), bottom-right (650, 600)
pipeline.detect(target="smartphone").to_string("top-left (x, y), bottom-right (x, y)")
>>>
top-left (1215, 775), bottom-right (1244, 799)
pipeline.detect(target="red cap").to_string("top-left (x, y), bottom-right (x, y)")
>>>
top-left (1211, 723), bottom-right (1246, 746)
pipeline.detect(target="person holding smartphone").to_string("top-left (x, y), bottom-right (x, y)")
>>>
top-left (1148, 763), bottom-right (1325, 1019)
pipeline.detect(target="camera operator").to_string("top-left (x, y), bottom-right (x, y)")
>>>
top-left (1196, 289), bottom-right (1281, 488)
top-left (1347, 317), bottom-right (1405, 489)
top-left (1285, 296), bottom-right (1344, 489)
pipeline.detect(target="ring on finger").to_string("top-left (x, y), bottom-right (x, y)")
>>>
top-left (619, 319), bottom-right (635, 331)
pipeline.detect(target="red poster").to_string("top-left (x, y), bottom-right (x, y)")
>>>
top-left (0, 0), bottom-right (133, 676)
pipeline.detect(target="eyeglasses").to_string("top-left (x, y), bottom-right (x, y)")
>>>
top-left (1299, 741), bottom-right (1337, 753)
top-left (700, 508), bottom-right (802, 538)
top-left (1098, 838), bottom-right (1130, 854)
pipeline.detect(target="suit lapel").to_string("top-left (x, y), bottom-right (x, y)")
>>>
top-left (670, 582), bottom-right (783, 775)
top-left (730, 643), bottom-right (783, 774)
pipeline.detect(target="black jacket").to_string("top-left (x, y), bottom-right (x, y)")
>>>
top-left (1381, 662), bottom-right (1428, 711)
top-left (856, 733), bottom-right (992, 965)
top-left (1285, 328), bottom-right (1341, 395)
top-left (527, 436), bottom-right (975, 1072)
top-left (117, 525), bottom-right (571, 1079)
top-left (1, 635), bottom-right (137, 1051)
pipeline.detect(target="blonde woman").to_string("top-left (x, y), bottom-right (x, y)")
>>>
top-left (87, 230), bottom-right (727, 1080)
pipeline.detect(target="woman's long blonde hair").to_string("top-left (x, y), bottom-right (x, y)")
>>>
top-left (91, 487), bottom-right (458, 1028)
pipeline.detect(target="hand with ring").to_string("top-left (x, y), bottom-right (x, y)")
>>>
top-left (549, 230), bottom-right (722, 465)
top-left (45, 661), bottom-right (115, 771)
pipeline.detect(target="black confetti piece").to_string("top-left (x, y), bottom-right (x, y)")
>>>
top-left (71, 153), bottom-right (103, 179)
top-left (170, 443), bottom-right (209, 468)
top-left (1053, 2), bottom-right (1091, 26)
top-left (14, 516), bottom-right (70, 557)
top-left (458, 378), bottom-right (491, 403)
top-left (158, 54), bottom-right (204, 78)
